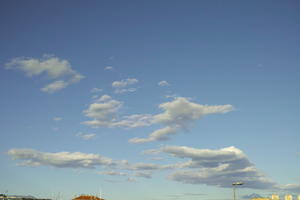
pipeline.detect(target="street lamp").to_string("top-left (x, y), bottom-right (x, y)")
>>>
top-left (232, 182), bottom-right (244, 200)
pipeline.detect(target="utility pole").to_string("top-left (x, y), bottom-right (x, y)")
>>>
top-left (232, 182), bottom-right (244, 200)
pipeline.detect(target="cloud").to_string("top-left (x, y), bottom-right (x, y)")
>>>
top-left (129, 126), bottom-right (177, 143)
top-left (5, 55), bottom-right (84, 93)
top-left (158, 145), bottom-right (277, 190)
top-left (53, 117), bottom-right (62, 121)
top-left (127, 163), bottom-right (164, 171)
top-left (126, 177), bottom-right (137, 182)
top-left (134, 171), bottom-right (152, 179)
top-left (90, 88), bottom-right (103, 93)
top-left (130, 97), bottom-right (234, 143)
top-left (82, 95), bottom-right (123, 127)
top-left (84, 96), bottom-right (233, 142)
top-left (41, 80), bottom-right (69, 93)
top-left (76, 133), bottom-right (96, 140)
top-left (104, 66), bottom-right (113, 71)
top-left (112, 78), bottom-right (138, 88)
top-left (114, 88), bottom-right (137, 94)
top-left (280, 184), bottom-right (300, 193)
top-left (7, 149), bottom-right (115, 168)
top-left (8, 146), bottom-right (298, 192)
top-left (83, 95), bottom-right (153, 128)
top-left (98, 171), bottom-right (127, 176)
top-left (112, 78), bottom-right (138, 94)
top-left (158, 80), bottom-right (170, 86)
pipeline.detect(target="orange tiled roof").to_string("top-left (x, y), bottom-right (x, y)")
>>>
top-left (73, 195), bottom-right (104, 200)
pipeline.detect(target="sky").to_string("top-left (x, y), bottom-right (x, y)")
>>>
top-left (0, 1), bottom-right (300, 200)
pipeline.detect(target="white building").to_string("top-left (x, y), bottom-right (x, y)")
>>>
top-left (285, 194), bottom-right (293, 200)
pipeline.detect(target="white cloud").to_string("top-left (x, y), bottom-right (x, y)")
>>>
top-left (53, 117), bottom-right (62, 121)
top-left (134, 171), bottom-right (152, 179)
top-left (112, 78), bottom-right (138, 88)
top-left (112, 78), bottom-right (138, 94)
top-left (130, 97), bottom-right (234, 143)
top-left (83, 95), bottom-right (153, 128)
top-left (114, 88), bottom-right (137, 94)
top-left (82, 95), bottom-right (123, 127)
top-left (90, 88), bottom-right (103, 93)
top-left (104, 66), bottom-right (113, 71)
top-left (8, 148), bottom-right (114, 168)
top-left (129, 126), bottom-right (178, 143)
top-left (76, 132), bottom-right (96, 140)
top-left (84, 96), bottom-right (233, 142)
top-left (41, 80), bottom-right (69, 93)
top-left (159, 145), bottom-right (277, 190)
top-left (111, 114), bottom-right (153, 128)
top-left (5, 55), bottom-right (84, 93)
top-left (158, 80), bottom-right (170, 86)
top-left (8, 146), bottom-right (297, 192)
top-left (98, 171), bottom-right (127, 176)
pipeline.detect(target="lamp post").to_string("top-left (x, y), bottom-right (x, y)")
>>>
top-left (232, 182), bottom-right (244, 200)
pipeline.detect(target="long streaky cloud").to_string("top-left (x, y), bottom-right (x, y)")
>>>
top-left (130, 97), bottom-right (234, 143)
top-left (8, 148), bottom-right (115, 168)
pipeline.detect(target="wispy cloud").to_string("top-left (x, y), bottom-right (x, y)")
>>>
top-left (76, 132), bottom-right (96, 140)
top-left (134, 171), bottom-right (152, 179)
top-left (8, 148), bottom-right (115, 168)
top-left (130, 97), bottom-right (233, 143)
top-left (53, 117), bottom-right (62, 121)
top-left (83, 95), bottom-right (153, 128)
top-left (5, 55), bottom-right (84, 93)
top-left (112, 78), bottom-right (139, 94)
top-left (158, 80), bottom-right (170, 86)
top-left (104, 66), bottom-right (113, 71)
top-left (83, 96), bottom-right (233, 142)
top-left (97, 171), bottom-right (127, 176)
top-left (90, 88), bottom-right (103, 93)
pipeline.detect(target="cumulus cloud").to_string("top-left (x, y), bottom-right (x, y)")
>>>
top-left (130, 97), bottom-right (234, 143)
top-left (158, 145), bottom-right (277, 190)
top-left (8, 146), bottom-right (298, 192)
top-left (158, 80), bottom-right (170, 86)
top-left (82, 95), bottom-right (123, 127)
top-left (5, 55), bottom-right (84, 93)
top-left (8, 149), bottom-right (115, 168)
top-left (112, 78), bottom-right (138, 94)
top-left (83, 95), bottom-right (153, 128)
top-left (83, 96), bottom-right (233, 142)
top-left (76, 132), bottom-right (96, 140)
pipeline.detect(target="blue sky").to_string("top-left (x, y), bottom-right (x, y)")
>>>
top-left (1, 1), bottom-right (300, 200)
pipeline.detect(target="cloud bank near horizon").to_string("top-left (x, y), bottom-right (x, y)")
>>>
top-left (8, 146), bottom-right (300, 192)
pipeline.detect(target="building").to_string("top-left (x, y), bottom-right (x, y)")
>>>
top-left (72, 195), bottom-right (104, 200)
top-left (285, 195), bottom-right (293, 200)
top-left (251, 198), bottom-right (271, 200)
top-left (272, 195), bottom-right (280, 200)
